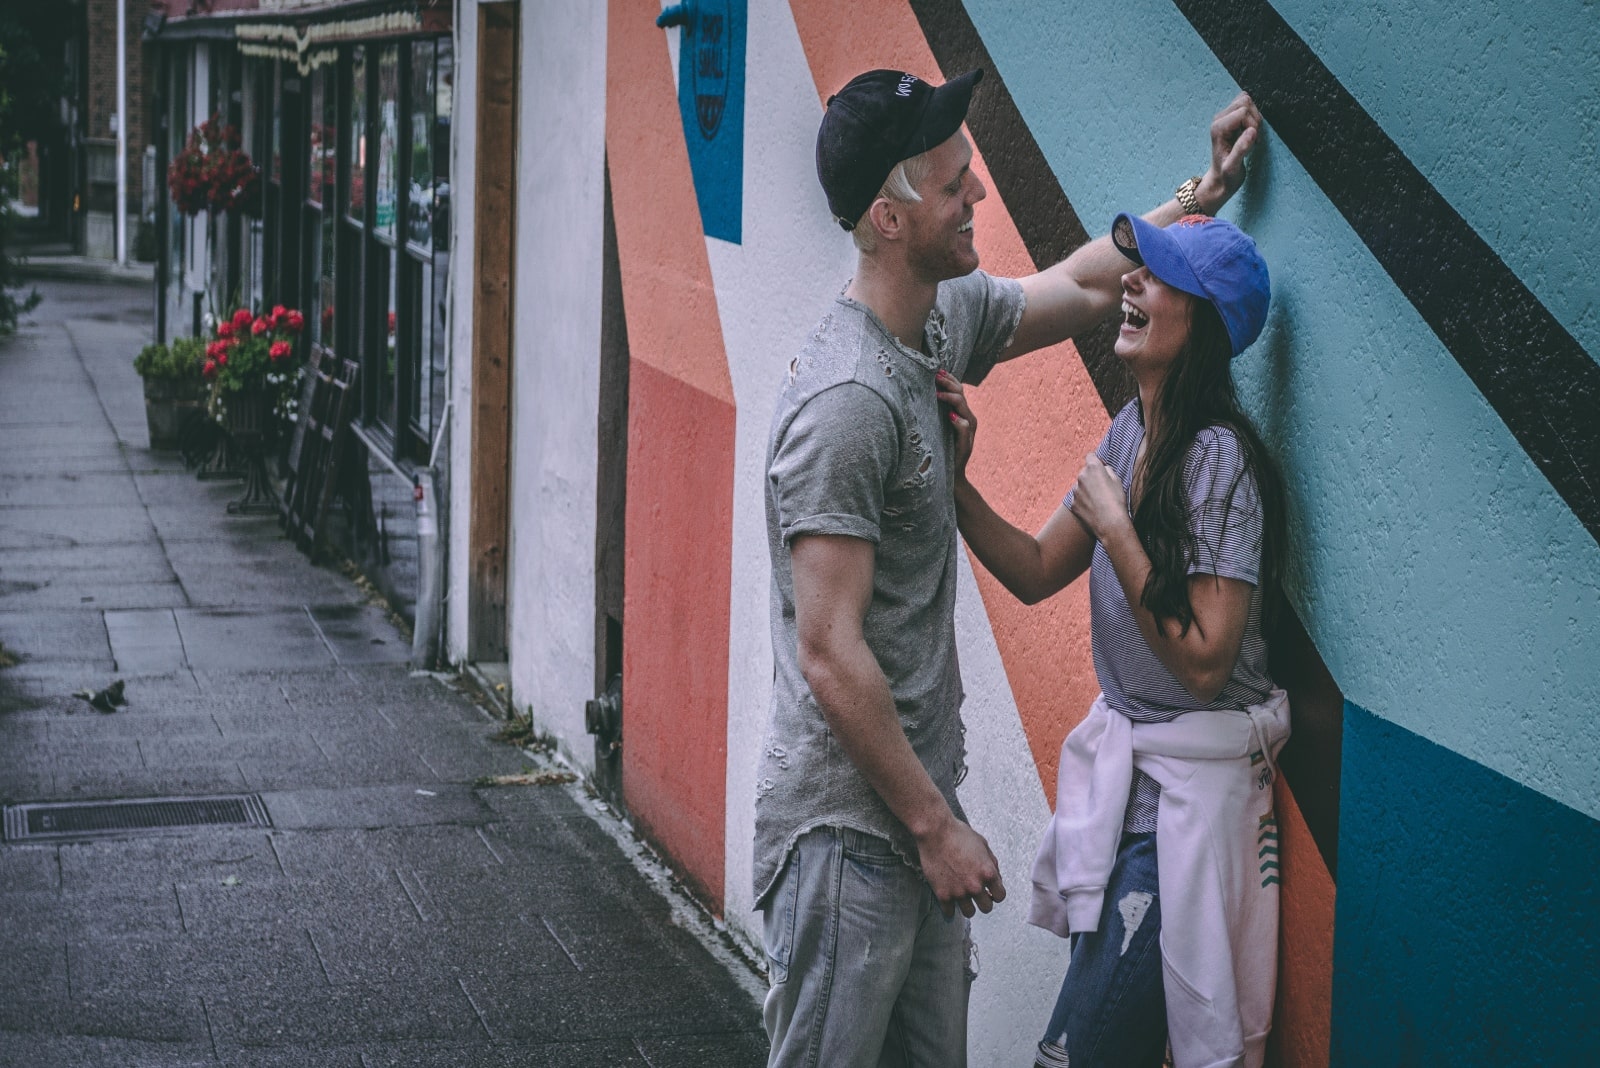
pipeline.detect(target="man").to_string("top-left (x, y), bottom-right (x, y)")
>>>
top-left (758, 67), bottom-right (1262, 1067)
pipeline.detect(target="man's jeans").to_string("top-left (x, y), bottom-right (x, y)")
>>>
top-left (1034, 832), bottom-right (1166, 1068)
top-left (762, 826), bottom-right (974, 1068)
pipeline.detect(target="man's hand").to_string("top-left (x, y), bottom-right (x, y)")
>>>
top-left (915, 813), bottom-right (1007, 919)
top-left (1197, 92), bottom-right (1263, 214)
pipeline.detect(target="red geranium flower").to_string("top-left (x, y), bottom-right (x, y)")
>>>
top-left (217, 321), bottom-right (234, 339)
top-left (232, 308), bottom-right (253, 329)
top-left (251, 318), bottom-right (270, 336)
top-left (285, 310), bottom-right (305, 333)
top-left (216, 352), bottom-right (228, 367)
top-left (205, 340), bottom-right (228, 359)
top-left (202, 359), bottom-right (217, 378)
top-left (269, 340), bottom-right (291, 360)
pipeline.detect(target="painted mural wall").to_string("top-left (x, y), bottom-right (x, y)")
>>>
top-left (454, 1), bottom-right (1600, 1063)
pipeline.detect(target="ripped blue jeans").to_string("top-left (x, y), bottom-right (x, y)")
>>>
top-left (1035, 832), bottom-right (1166, 1068)
top-left (762, 825), bottom-right (975, 1068)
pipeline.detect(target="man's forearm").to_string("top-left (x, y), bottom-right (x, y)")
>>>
top-left (801, 639), bottom-right (955, 840)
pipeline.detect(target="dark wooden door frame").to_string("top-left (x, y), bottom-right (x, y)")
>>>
top-left (467, 1), bottom-right (518, 663)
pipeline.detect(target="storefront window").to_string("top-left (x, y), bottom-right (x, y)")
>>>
top-left (375, 44), bottom-right (399, 240)
top-left (347, 46), bottom-right (366, 220)
top-left (434, 38), bottom-right (452, 254)
top-left (407, 39), bottom-right (434, 250)
top-left (270, 61), bottom-right (283, 184)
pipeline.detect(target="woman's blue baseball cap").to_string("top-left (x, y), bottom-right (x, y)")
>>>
top-left (1111, 212), bottom-right (1270, 357)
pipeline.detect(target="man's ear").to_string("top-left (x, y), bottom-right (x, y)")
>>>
top-left (866, 197), bottom-right (902, 244)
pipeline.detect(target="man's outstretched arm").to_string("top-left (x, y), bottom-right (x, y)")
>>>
top-left (789, 533), bottom-right (1006, 919)
top-left (998, 92), bottom-right (1263, 363)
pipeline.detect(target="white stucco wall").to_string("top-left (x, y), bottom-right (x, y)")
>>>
top-left (445, 0), bottom-right (478, 667)
top-left (503, 2), bottom-right (608, 764)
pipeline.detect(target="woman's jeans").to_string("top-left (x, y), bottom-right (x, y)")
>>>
top-left (761, 825), bottom-right (975, 1068)
top-left (1035, 832), bottom-right (1167, 1068)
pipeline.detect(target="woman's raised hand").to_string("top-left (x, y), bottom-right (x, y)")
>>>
top-left (1069, 454), bottom-right (1131, 540)
top-left (935, 370), bottom-right (976, 481)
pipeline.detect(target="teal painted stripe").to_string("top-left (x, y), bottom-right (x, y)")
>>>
top-left (1333, 702), bottom-right (1600, 1065)
top-left (962, 0), bottom-right (1600, 820)
top-left (1270, 0), bottom-right (1600, 362)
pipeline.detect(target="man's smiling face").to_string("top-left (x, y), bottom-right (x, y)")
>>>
top-left (900, 130), bottom-right (986, 283)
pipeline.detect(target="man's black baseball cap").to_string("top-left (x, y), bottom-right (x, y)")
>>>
top-left (816, 68), bottom-right (984, 231)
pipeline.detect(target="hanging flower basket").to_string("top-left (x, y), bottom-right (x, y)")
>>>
top-left (203, 304), bottom-right (308, 438)
top-left (167, 114), bottom-right (261, 217)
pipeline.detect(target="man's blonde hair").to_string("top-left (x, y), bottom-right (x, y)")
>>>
top-left (851, 151), bottom-right (934, 253)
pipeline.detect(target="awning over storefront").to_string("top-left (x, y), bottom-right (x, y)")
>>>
top-left (153, 0), bottom-right (450, 73)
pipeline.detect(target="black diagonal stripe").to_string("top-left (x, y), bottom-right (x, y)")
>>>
top-left (1174, 0), bottom-right (1600, 546)
top-left (908, 0), bottom-right (1344, 878)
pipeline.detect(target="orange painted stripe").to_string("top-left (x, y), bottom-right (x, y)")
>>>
top-left (1271, 777), bottom-right (1335, 1068)
top-left (607, 0), bottom-right (735, 910)
top-left (788, 0), bottom-right (1107, 793)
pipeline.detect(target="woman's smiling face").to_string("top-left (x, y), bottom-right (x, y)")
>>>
top-left (1115, 265), bottom-right (1197, 377)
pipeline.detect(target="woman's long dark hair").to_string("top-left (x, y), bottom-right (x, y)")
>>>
top-left (1131, 297), bottom-right (1286, 636)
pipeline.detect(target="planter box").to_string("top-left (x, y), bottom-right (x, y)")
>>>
top-left (142, 378), bottom-right (205, 450)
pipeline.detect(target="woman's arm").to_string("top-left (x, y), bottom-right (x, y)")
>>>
top-left (1070, 454), bottom-right (1252, 703)
top-left (939, 372), bottom-right (1095, 604)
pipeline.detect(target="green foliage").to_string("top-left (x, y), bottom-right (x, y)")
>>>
top-left (134, 337), bottom-right (208, 381)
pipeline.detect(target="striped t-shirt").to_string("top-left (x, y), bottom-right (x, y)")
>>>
top-left (1064, 399), bottom-right (1272, 831)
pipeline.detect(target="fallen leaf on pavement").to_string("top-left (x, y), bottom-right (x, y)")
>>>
top-left (474, 770), bottom-right (578, 788)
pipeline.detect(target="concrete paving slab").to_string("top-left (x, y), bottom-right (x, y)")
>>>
top-left (209, 706), bottom-right (385, 742)
top-left (174, 878), bottom-right (419, 937)
top-left (2, 543), bottom-right (174, 575)
top-left (0, 844), bottom-right (60, 893)
top-left (66, 926), bottom-right (327, 998)
top-left (172, 557), bottom-right (364, 609)
top-left (105, 609), bottom-right (188, 674)
top-left (307, 605), bottom-right (411, 666)
top-left (47, 762), bottom-right (251, 802)
top-left (405, 861), bottom-right (666, 925)
top-left (146, 506), bottom-right (281, 546)
top-left (0, 578), bottom-right (189, 613)
top-left (634, 1031), bottom-right (772, 1067)
top-left (0, 930), bottom-right (70, 999)
top-left (0, 505), bottom-right (157, 550)
top-left (259, 784), bottom-right (491, 831)
top-left (0, 473), bottom-right (145, 509)
top-left (305, 729), bottom-right (441, 783)
top-left (0, 772), bottom-right (55, 804)
top-left (0, 1032), bottom-right (218, 1068)
top-left (268, 826), bottom-right (504, 883)
top-left (0, 990), bottom-right (211, 1045)
top-left (137, 733), bottom-right (324, 770)
top-left (537, 909), bottom-right (710, 975)
top-left (0, 609), bottom-right (112, 660)
top-left (54, 828), bottom-right (279, 884)
top-left (227, 1047), bottom-right (365, 1068)
top-left (358, 1041), bottom-right (651, 1068)
top-left (461, 968), bottom-right (751, 1044)
top-left (174, 608), bottom-right (335, 671)
top-left (48, 711), bottom-right (223, 744)
top-left (308, 913), bottom-right (572, 986)
top-left (204, 980), bottom-right (487, 1049)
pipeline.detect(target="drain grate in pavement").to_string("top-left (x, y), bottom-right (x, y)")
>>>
top-left (3, 794), bottom-right (271, 842)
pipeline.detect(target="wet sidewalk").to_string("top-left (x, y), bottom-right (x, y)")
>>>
top-left (0, 281), bottom-right (767, 1066)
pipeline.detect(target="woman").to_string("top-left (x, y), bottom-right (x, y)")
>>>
top-left (936, 212), bottom-right (1288, 1068)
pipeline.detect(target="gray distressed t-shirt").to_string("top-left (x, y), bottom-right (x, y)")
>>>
top-left (1064, 399), bottom-right (1271, 830)
top-left (755, 270), bottom-right (1025, 906)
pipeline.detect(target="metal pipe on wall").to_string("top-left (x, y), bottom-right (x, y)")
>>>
top-left (115, 0), bottom-right (127, 265)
